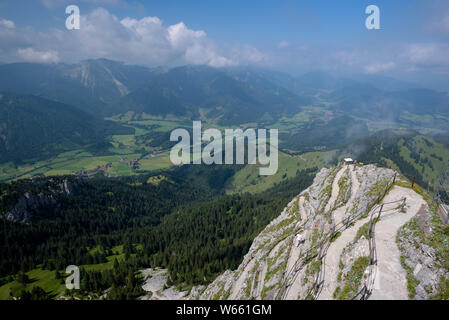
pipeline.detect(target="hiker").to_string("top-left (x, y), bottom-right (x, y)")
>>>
top-left (296, 233), bottom-right (304, 247)
top-left (353, 160), bottom-right (357, 170)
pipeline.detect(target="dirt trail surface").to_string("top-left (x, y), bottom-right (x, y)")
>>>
top-left (318, 215), bottom-right (371, 300)
top-left (369, 186), bottom-right (426, 300)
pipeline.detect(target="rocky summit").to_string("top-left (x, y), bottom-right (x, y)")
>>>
top-left (181, 164), bottom-right (446, 300)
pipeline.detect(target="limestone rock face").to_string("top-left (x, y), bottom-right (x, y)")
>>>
top-left (2, 177), bottom-right (83, 223)
top-left (397, 204), bottom-right (449, 300)
top-left (191, 164), bottom-right (396, 300)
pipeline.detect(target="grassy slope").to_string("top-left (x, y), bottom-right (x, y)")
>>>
top-left (225, 150), bottom-right (335, 194)
top-left (398, 135), bottom-right (449, 188)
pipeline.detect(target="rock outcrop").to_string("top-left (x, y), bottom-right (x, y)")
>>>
top-left (397, 203), bottom-right (449, 300)
top-left (1, 177), bottom-right (84, 223)
top-left (190, 164), bottom-right (400, 300)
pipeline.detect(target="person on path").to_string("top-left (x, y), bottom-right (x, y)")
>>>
top-left (296, 233), bottom-right (304, 247)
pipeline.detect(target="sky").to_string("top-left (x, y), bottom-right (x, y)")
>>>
top-left (1, 0), bottom-right (449, 87)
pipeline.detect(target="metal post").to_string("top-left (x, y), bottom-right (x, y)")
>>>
top-left (377, 204), bottom-right (383, 219)
top-left (368, 218), bottom-right (373, 238)
top-left (368, 237), bottom-right (373, 264)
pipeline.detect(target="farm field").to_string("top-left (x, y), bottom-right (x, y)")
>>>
top-left (0, 116), bottom-right (324, 183)
top-left (0, 120), bottom-right (177, 182)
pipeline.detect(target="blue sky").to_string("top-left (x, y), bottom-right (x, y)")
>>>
top-left (0, 0), bottom-right (448, 86)
top-left (0, 0), bottom-right (432, 43)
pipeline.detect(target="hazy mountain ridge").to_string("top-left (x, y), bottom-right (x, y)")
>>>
top-left (1, 60), bottom-right (446, 128)
top-left (0, 59), bottom-right (447, 170)
top-left (115, 65), bottom-right (313, 124)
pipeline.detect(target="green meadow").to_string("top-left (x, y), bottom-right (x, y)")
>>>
top-left (226, 150), bottom-right (335, 194)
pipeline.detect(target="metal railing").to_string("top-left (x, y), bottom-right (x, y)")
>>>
top-left (352, 197), bottom-right (406, 300)
top-left (276, 172), bottom-right (399, 300)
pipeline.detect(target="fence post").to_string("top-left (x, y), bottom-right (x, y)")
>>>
top-left (368, 218), bottom-right (373, 239)
top-left (368, 236), bottom-right (373, 264)
top-left (377, 204), bottom-right (384, 219)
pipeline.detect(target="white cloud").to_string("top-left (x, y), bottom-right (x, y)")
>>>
top-left (0, 7), bottom-right (448, 80)
top-left (405, 43), bottom-right (449, 66)
top-left (0, 19), bottom-right (15, 29)
top-left (0, 8), bottom-right (263, 67)
top-left (364, 62), bottom-right (396, 74)
top-left (426, 5), bottom-right (449, 38)
top-left (17, 48), bottom-right (60, 63)
top-left (277, 41), bottom-right (290, 49)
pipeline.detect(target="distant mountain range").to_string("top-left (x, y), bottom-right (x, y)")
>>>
top-left (0, 59), bottom-right (447, 125)
top-left (327, 84), bottom-right (449, 121)
top-left (0, 59), bottom-right (159, 114)
top-left (0, 59), bottom-right (448, 164)
top-left (0, 60), bottom-right (313, 125)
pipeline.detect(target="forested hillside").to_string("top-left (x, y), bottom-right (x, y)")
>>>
top-left (0, 166), bottom-right (315, 299)
top-left (335, 129), bottom-right (449, 190)
top-left (0, 92), bottom-right (132, 164)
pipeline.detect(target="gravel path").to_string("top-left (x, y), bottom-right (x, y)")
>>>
top-left (369, 186), bottom-right (426, 300)
top-left (318, 215), bottom-right (371, 299)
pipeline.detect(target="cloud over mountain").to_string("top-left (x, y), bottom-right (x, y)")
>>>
top-left (0, 7), bottom-right (263, 67)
